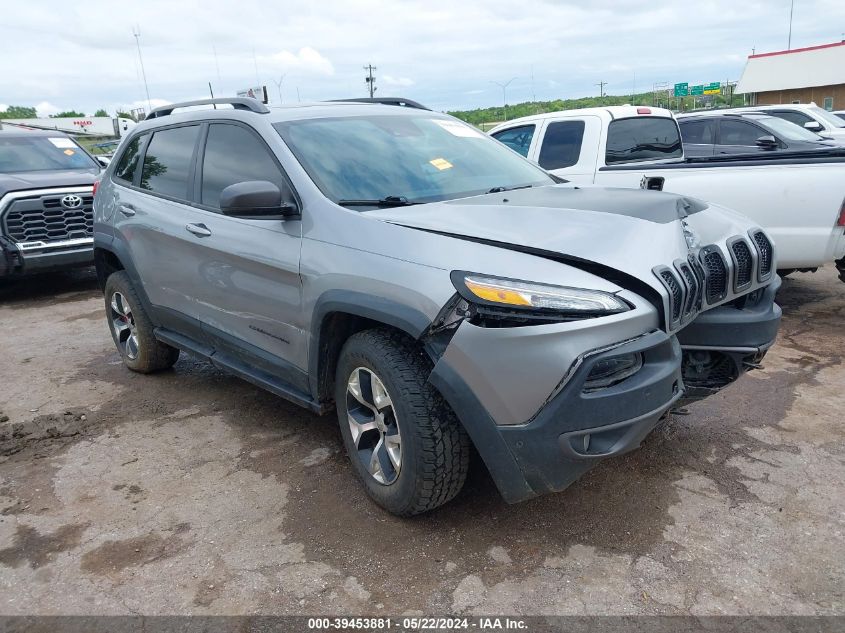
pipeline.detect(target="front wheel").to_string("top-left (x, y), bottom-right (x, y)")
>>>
top-left (104, 271), bottom-right (179, 373)
top-left (335, 328), bottom-right (470, 516)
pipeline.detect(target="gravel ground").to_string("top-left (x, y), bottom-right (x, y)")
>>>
top-left (0, 266), bottom-right (842, 616)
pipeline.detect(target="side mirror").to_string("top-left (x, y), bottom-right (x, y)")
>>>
top-left (804, 121), bottom-right (824, 132)
top-left (219, 180), bottom-right (298, 220)
top-left (96, 156), bottom-right (111, 167)
top-left (755, 135), bottom-right (778, 149)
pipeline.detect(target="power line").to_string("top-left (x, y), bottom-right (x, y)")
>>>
top-left (363, 64), bottom-right (377, 98)
top-left (132, 26), bottom-right (151, 115)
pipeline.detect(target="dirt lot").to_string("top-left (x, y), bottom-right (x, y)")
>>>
top-left (0, 267), bottom-right (842, 616)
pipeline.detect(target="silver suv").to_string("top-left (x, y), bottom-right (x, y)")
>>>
top-left (93, 97), bottom-right (781, 515)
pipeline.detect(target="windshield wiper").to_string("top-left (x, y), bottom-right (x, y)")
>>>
top-left (337, 196), bottom-right (421, 208)
top-left (486, 184), bottom-right (535, 194)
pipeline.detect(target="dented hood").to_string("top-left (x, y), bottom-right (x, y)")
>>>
top-left (366, 185), bottom-right (722, 293)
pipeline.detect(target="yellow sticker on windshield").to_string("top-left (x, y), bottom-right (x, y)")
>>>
top-left (429, 158), bottom-right (453, 170)
top-left (63, 149), bottom-right (75, 156)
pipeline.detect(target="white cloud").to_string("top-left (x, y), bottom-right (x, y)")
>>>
top-left (0, 104), bottom-right (8, 112)
top-left (1, 1), bottom-right (844, 113)
top-left (382, 75), bottom-right (415, 87)
top-left (35, 101), bottom-right (61, 117)
top-left (261, 47), bottom-right (334, 76)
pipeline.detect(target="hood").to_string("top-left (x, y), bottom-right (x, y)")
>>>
top-left (0, 168), bottom-right (100, 198)
top-left (366, 185), bottom-right (733, 295)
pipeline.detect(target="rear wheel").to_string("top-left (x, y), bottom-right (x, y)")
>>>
top-left (335, 328), bottom-right (470, 516)
top-left (104, 271), bottom-right (179, 373)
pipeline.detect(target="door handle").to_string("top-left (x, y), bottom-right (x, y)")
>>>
top-left (185, 223), bottom-right (212, 237)
top-left (118, 204), bottom-right (136, 217)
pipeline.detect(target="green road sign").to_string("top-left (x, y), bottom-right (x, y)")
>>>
top-left (690, 84), bottom-right (704, 96)
top-left (703, 82), bottom-right (721, 95)
top-left (674, 82), bottom-right (689, 97)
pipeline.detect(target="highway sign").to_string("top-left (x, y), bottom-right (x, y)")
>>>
top-left (703, 82), bottom-right (721, 95)
top-left (674, 82), bottom-right (689, 97)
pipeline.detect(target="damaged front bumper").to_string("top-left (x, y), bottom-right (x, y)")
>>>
top-left (428, 280), bottom-right (781, 504)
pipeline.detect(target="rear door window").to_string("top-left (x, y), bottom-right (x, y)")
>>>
top-left (200, 123), bottom-right (286, 209)
top-left (719, 120), bottom-right (765, 146)
top-left (605, 117), bottom-right (682, 164)
top-left (491, 125), bottom-right (535, 157)
top-left (139, 125), bottom-right (200, 200)
top-left (538, 121), bottom-right (585, 170)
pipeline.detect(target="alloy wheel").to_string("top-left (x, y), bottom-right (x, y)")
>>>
top-left (109, 291), bottom-right (139, 360)
top-left (346, 367), bottom-right (402, 485)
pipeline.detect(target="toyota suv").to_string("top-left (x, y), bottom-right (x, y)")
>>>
top-left (93, 98), bottom-right (781, 516)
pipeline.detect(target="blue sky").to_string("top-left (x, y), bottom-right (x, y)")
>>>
top-left (1, 0), bottom-right (843, 116)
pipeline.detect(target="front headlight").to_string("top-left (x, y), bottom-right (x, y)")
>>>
top-left (451, 271), bottom-right (630, 321)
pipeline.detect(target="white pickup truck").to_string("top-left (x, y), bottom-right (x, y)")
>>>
top-left (489, 106), bottom-right (845, 281)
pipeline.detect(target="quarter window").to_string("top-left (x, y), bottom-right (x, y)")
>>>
top-left (823, 97), bottom-right (834, 111)
top-left (679, 119), bottom-right (716, 144)
top-left (200, 124), bottom-right (286, 208)
top-left (112, 134), bottom-right (146, 184)
top-left (491, 125), bottom-right (535, 157)
top-left (139, 125), bottom-right (200, 199)
top-left (538, 121), bottom-right (585, 170)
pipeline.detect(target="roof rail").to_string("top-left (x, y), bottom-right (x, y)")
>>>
top-left (145, 98), bottom-right (270, 120)
top-left (329, 97), bottom-right (430, 111)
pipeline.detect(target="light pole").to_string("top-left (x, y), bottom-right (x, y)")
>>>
top-left (132, 26), bottom-right (151, 115)
top-left (491, 77), bottom-right (517, 121)
top-left (272, 74), bottom-right (287, 105)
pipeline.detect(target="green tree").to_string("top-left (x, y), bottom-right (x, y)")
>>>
top-left (116, 111), bottom-right (137, 122)
top-left (51, 110), bottom-right (87, 118)
top-left (0, 105), bottom-right (37, 119)
top-left (94, 109), bottom-right (109, 117)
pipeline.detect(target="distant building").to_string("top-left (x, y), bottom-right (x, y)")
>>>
top-left (736, 41), bottom-right (845, 110)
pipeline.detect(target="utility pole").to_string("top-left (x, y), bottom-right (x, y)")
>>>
top-left (272, 74), bottom-right (287, 105)
top-left (787, 0), bottom-right (794, 49)
top-left (491, 77), bottom-right (517, 121)
top-left (364, 64), bottom-right (377, 98)
top-left (132, 26), bottom-right (151, 115)
top-left (596, 81), bottom-right (607, 100)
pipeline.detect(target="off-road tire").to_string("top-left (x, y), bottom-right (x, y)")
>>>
top-left (335, 328), bottom-right (470, 516)
top-left (104, 271), bottom-right (179, 373)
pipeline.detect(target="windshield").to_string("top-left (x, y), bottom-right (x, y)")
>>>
top-left (756, 116), bottom-right (826, 141)
top-left (0, 135), bottom-right (100, 173)
top-left (274, 115), bottom-right (553, 205)
top-left (809, 106), bottom-right (845, 128)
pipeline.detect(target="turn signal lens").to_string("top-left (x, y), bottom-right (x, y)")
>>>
top-left (837, 197), bottom-right (845, 227)
top-left (92, 179), bottom-right (100, 197)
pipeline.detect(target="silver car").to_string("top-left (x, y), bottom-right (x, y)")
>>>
top-left (93, 98), bottom-right (780, 515)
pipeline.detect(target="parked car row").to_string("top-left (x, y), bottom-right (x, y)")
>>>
top-left (0, 96), bottom-right (838, 517)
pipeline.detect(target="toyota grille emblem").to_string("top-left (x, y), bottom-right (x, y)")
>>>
top-left (61, 195), bottom-right (83, 209)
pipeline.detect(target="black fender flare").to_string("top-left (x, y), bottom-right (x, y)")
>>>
top-left (307, 290), bottom-right (433, 400)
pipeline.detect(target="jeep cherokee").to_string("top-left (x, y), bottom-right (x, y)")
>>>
top-left (93, 98), bottom-right (781, 516)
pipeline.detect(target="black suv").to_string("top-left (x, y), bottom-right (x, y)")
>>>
top-left (677, 112), bottom-right (838, 157)
top-left (0, 128), bottom-right (102, 277)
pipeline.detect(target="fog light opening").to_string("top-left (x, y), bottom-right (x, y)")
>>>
top-left (584, 352), bottom-right (643, 392)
